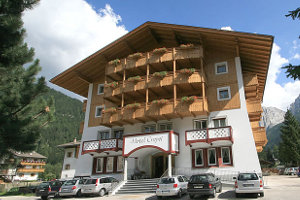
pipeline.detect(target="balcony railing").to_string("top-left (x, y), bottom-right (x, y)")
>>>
top-left (252, 127), bottom-right (267, 146)
top-left (18, 168), bottom-right (45, 173)
top-left (20, 161), bottom-right (46, 166)
top-left (185, 126), bottom-right (233, 145)
top-left (82, 138), bottom-right (123, 155)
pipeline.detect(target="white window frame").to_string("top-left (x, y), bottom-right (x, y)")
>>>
top-left (113, 129), bottom-right (124, 139)
top-left (158, 122), bottom-right (173, 131)
top-left (221, 147), bottom-right (231, 165)
top-left (96, 158), bottom-right (103, 173)
top-left (143, 124), bottom-right (156, 133)
top-left (97, 84), bottom-right (104, 95)
top-left (207, 148), bottom-right (217, 166)
top-left (215, 61), bottom-right (228, 75)
top-left (117, 156), bottom-right (124, 172)
top-left (195, 149), bottom-right (204, 167)
top-left (217, 86), bottom-right (231, 101)
top-left (193, 119), bottom-right (207, 130)
top-left (106, 157), bottom-right (114, 173)
top-left (212, 117), bottom-right (227, 128)
top-left (95, 106), bottom-right (104, 117)
top-left (98, 130), bottom-right (110, 140)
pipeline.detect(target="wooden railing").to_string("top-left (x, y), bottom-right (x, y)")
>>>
top-left (252, 127), bottom-right (267, 146)
top-left (18, 168), bottom-right (45, 173)
top-left (82, 138), bottom-right (123, 154)
top-left (20, 161), bottom-right (46, 166)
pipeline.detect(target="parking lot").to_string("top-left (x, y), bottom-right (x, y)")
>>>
top-left (0, 175), bottom-right (299, 200)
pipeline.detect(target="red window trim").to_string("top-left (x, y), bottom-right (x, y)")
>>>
top-left (192, 146), bottom-right (233, 168)
top-left (92, 156), bottom-right (123, 174)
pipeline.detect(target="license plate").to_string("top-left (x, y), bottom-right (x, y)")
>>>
top-left (243, 184), bottom-right (254, 187)
top-left (39, 189), bottom-right (44, 192)
top-left (162, 190), bottom-right (170, 193)
top-left (194, 186), bottom-right (203, 189)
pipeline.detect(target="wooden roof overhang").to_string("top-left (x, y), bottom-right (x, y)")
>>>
top-left (50, 22), bottom-right (273, 99)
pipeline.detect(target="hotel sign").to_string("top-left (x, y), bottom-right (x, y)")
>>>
top-left (123, 131), bottom-right (179, 157)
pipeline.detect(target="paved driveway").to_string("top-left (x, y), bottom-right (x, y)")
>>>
top-left (1, 175), bottom-right (299, 200)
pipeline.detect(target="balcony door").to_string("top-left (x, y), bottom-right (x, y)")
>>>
top-left (98, 131), bottom-right (110, 140)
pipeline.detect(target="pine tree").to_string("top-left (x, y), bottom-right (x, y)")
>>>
top-left (0, 0), bottom-right (54, 162)
top-left (278, 110), bottom-right (300, 166)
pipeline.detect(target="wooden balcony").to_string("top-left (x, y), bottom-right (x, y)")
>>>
top-left (175, 71), bottom-right (203, 84)
top-left (106, 59), bottom-right (124, 76)
top-left (104, 83), bottom-right (122, 98)
top-left (101, 109), bottom-right (122, 124)
top-left (246, 100), bottom-right (263, 122)
top-left (175, 98), bottom-right (208, 117)
top-left (20, 161), bottom-right (46, 166)
top-left (252, 127), bottom-right (267, 148)
top-left (185, 126), bottom-right (233, 146)
top-left (79, 121), bottom-right (84, 135)
top-left (18, 168), bottom-right (45, 173)
top-left (123, 79), bottom-right (146, 93)
top-left (244, 74), bottom-right (259, 100)
top-left (81, 138), bottom-right (123, 155)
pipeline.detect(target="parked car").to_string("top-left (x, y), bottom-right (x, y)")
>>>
top-left (156, 175), bottom-right (188, 198)
top-left (36, 180), bottom-right (65, 200)
top-left (297, 168), bottom-right (300, 177)
top-left (234, 172), bottom-right (264, 198)
top-left (187, 173), bottom-right (222, 199)
top-left (59, 179), bottom-right (85, 197)
top-left (81, 177), bottom-right (119, 197)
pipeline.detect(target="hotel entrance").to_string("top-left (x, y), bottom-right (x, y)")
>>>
top-left (152, 153), bottom-right (175, 178)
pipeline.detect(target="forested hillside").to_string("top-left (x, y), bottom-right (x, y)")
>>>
top-left (37, 86), bottom-right (84, 179)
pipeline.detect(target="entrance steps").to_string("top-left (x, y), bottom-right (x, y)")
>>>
top-left (116, 178), bottom-right (160, 194)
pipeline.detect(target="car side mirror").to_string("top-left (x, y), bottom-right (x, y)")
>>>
top-left (233, 177), bottom-right (236, 180)
top-left (216, 178), bottom-right (219, 181)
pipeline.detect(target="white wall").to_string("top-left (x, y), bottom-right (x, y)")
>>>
top-left (60, 147), bottom-right (78, 179)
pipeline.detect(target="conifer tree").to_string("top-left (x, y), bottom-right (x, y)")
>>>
top-left (278, 110), bottom-right (300, 165)
top-left (0, 0), bottom-right (53, 162)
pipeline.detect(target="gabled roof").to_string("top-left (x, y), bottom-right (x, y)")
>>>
top-left (14, 151), bottom-right (47, 159)
top-left (57, 140), bottom-right (81, 148)
top-left (50, 21), bottom-right (273, 99)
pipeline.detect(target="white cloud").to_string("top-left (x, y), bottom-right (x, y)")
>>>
top-left (292, 53), bottom-right (300, 60)
top-left (22, 0), bottom-right (127, 98)
top-left (221, 26), bottom-right (233, 31)
top-left (263, 43), bottom-right (300, 110)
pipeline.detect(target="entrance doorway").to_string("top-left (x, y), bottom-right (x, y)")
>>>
top-left (151, 153), bottom-right (175, 178)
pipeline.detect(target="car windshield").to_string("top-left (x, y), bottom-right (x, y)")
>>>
top-left (38, 182), bottom-right (50, 188)
top-left (190, 175), bottom-right (208, 183)
top-left (85, 179), bottom-right (97, 184)
top-left (238, 173), bottom-right (258, 180)
top-left (159, 178), bottom-right (175, 184)
top-left (64, 180), bottom-right (77, 186)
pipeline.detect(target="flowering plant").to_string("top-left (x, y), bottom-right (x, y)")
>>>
top-left (128, 52), bottom-right (143, 59)
top-left (153, 47), bottom-right (167, 54)
top-left (151, 99), bottom-right (168, 105)
top-left (179, 43), bottom-right (194, 49)
top-left (181, 96), bottom-right (197, 103)
top-left (128, 76), bottom-right (142, 82)
top-left (153, 71), bottom-right (168, 78)
top-left (103, 107), bottom-right (117, 113)
top-left (106, 81), bottom-right (119, 88)
top-left (125, 103), bottom-right (141, 109)
top-left (180, 68), bottom-right (195, 74)
top-left (108, 58), bottom-right (120, 66)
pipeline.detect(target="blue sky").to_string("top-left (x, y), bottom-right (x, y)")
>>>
top-left (22, 0), bottom-right (300, 110)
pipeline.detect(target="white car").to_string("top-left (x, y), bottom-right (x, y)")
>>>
top-left (234, 172), bottom-right (264, 198)
top-left (156, 175), bottom-right (188, 198)
top-left (81, 177), bottom-right (118, 197)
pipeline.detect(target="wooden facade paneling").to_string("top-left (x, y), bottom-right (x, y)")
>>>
top-left (89, 82), bottom-right (105, 127)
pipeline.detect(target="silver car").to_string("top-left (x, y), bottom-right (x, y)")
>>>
top-left (156, 175), bottom-right (188, 198)
top-left (59, 179), bottom-right (85, 197)
top-left (81, 177), bottom-right (119, 197)
top-left (234, 172), bottom-right (264, 198)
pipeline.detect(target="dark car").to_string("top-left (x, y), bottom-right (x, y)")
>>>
top-left (187, 173), bottom-right (222, 199)
top-left (36, 180), bottom-right (65, 200)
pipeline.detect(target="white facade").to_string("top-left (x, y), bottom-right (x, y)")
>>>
top-left (61, 147), bottom-right (78, 179)
top-left (74, 56), bottom-right (261, 181)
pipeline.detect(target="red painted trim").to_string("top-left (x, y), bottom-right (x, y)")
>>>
top-left (123, 131), bottom-right (172, 138)
top-left (123, 145), bottom-right (171, 157)
top-left (169, 131), bottom-right (172, 152)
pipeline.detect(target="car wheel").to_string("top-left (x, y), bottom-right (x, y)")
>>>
top-left (189, 194), bottom-right (195, 199)
top-left (260, 192), bottom-right (264, 197)
top-left (76, 189), bottom-right (82, 197)
top-left (218, 185), bottom-right (222, 193)
top-left (177, 189), bottom-right (182, 198)
top-left (41, 196), bottom-right (48, 200)
top-left (99, 188), bottom-right (105, 197)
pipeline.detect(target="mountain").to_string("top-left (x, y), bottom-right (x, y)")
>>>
top-left (36, 86), bottom-right (84, 178)
top-left (290, 94), bottom-right (300, 120)
top-left (262, 107), bottom-right (285, 130)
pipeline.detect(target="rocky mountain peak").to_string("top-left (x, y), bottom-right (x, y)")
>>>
top-left (262, 106), bottom-right (286, 130)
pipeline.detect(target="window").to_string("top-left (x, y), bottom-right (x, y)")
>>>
top-left (113, 129), bottom-right (124, 139)
top-left (217, 86), bottom-right (231, 101)
top-left (96, 158), bottom-right (103, 173)
top-left (221, 147), bottom-right (231, 164)
top-left (193, 119), bottom-right (207, 129)
top-left (178, 176), bottom-right (184, 182)
top-left (215, 61), bottom-right (228, 74)
top-left (97, 84), bottom-right (104, 95)
top-left (67, 152), bottom-right (72, 158)
top-left (213, 118), bottom-right (226, 128)
top-left (207, 148), bottom-right (217, 166)
top-left (117, 156), bottom-right (124, 171)
top-left (31, 173), bottom-right (35, 177)
top-left (98, 131), bottom-right (110, 140)
top-left (19, 173), bottom-right (24, 177)
top-left (195, 149), bottom-right (204, 167)
top-left (143, 124), bottom-right (156, 133)
top-left (95, 106), bottom-right (104, 117)
top-left (158, 123), bottom-right (172, 131)
top-left (106, 157), bottom-right (114, 173)
top-left (65, 164), bottom-right (70, 170)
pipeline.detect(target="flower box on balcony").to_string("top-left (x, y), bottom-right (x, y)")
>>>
top-left (179, 43), bottom-right (194, 49)
top-left (108, 58), bottom-right (121, 66)
top-left (152, 47), bottom-right (167, 54)
top-left (181, 96), bottom-right (197, 103)
top-left (106, 81), bottom-right (119, 88)
top-left (180, 68), bottom-right (195, 75)
top-left (127, 76), bottom-right (142, 82)
top-left (153, 71), bottom-right (168, 78)
top-left (103, 107), bottom-right (117, 114)
top-left (125, 103), bottom-right (141, 110)
top-left (128, 52), bottom-right (143, 60)
top-left (151, 99), bottom-right (168, 106)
